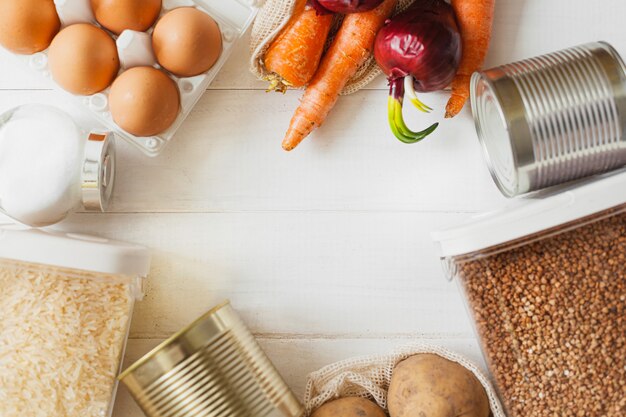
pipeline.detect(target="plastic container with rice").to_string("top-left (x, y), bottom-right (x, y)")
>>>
top-left (0, 226), bottom-right (151, 417)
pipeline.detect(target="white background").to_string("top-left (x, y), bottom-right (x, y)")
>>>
top-left (0, 0), bottom-right (624, 415)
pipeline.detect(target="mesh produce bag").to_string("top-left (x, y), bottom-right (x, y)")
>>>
top-left (249, 0), bottom-right (416, 95)
top-left (303, 344), bottom-right (506, 417)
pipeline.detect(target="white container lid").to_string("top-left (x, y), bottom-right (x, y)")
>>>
top-left (432, 170), bottom-right (626, 258)
top-left (0, 226), bottom-right (151, 277)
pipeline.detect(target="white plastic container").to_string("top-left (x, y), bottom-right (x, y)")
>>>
top-left (0, 226), bottom-right (151, 417)
top-left (4, 0), bottom-right (258, 156)
top-left (432, 171), bottom-right (626, 417)
top-left (0, 104), bottom-right (115, 227)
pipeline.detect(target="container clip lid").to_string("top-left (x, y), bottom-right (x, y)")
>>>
top-left (0, 226), bottom-right (151, 277)
top-left (432, 170), bottom-right (626, 258)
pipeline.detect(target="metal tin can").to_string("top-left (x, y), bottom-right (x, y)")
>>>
top-left (118, 301), bottom-right (304, 417)
top-left (471, 41), bottom-right (626, 197)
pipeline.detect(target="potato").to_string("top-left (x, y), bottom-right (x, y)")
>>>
top-left (388, 354), bottom-right (490, 417)
top-left (311, 397), bottom-right (387, 417)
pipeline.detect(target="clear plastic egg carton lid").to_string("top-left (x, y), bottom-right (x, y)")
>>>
top-left (11, 0), bottom-right (260, 157)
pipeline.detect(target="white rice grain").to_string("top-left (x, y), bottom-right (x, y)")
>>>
top-left (0, 260), bottom-right (133, 417)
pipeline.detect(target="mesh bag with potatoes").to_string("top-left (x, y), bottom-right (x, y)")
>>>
top-left (249, 0), bottom-right (417, 95)
top-left (303, 344), bottom-right (506, 417)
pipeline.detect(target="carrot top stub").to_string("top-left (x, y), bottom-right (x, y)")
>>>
top-left (263, 1), bottom-right (334, 93)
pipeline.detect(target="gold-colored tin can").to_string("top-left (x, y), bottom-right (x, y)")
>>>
top-left (119, 301), bottom-right (304, 417)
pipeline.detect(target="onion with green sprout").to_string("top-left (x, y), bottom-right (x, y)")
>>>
top-left (374, 0), bottom-right (462, 143)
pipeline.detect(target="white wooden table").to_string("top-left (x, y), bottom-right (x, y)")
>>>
top-left (0, 1), bottom-right (624, 415)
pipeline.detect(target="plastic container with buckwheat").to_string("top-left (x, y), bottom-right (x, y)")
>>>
top-left (432, 171), bottom-right (626, 417)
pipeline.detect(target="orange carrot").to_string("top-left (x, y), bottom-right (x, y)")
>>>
top-left (264, 0), bottom-right (334, 93)
top-left (445, 0), bottom-right (495, 118)
top-left (282, 0), bottom-right (397, 151)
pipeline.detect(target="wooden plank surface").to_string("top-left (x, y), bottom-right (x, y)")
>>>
top-left (0, 0), bottom-right (624, 416)
top-left (58, 212), bottom-right (475, 338)
top-left (0, 89), bottom-right (505, 213)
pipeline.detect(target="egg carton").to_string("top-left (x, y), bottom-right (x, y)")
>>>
top-left (7, 0), bottom-right (261, 157)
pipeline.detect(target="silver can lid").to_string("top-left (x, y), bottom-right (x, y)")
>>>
top-left (82, 132), bottom-right (115, 212)
top-left (471, 70), bottom-right (533, 197)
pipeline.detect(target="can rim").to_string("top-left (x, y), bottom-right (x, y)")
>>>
top-left (470, 71), bottom-right (519, 197)
top-left (599, 40), bottom-right (626, 75)
top-left (118, 299), bottom-right (231, 381)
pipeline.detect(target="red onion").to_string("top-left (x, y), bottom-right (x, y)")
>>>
top-left (310, 0), bottom-right (384, 14)
top-left (374, 0), bottom-right (462, 143)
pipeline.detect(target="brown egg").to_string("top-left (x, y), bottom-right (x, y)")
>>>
top-left (91, 0), bottom-right (162, 35)
top-left (152, 7), bottom-right (222, 77)
top-left (109, 67), bottom-right (180, 137)
top-left (0, 0), bottom-right (60, 54)
top-left (48, 24), bottom-right (120, 95)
